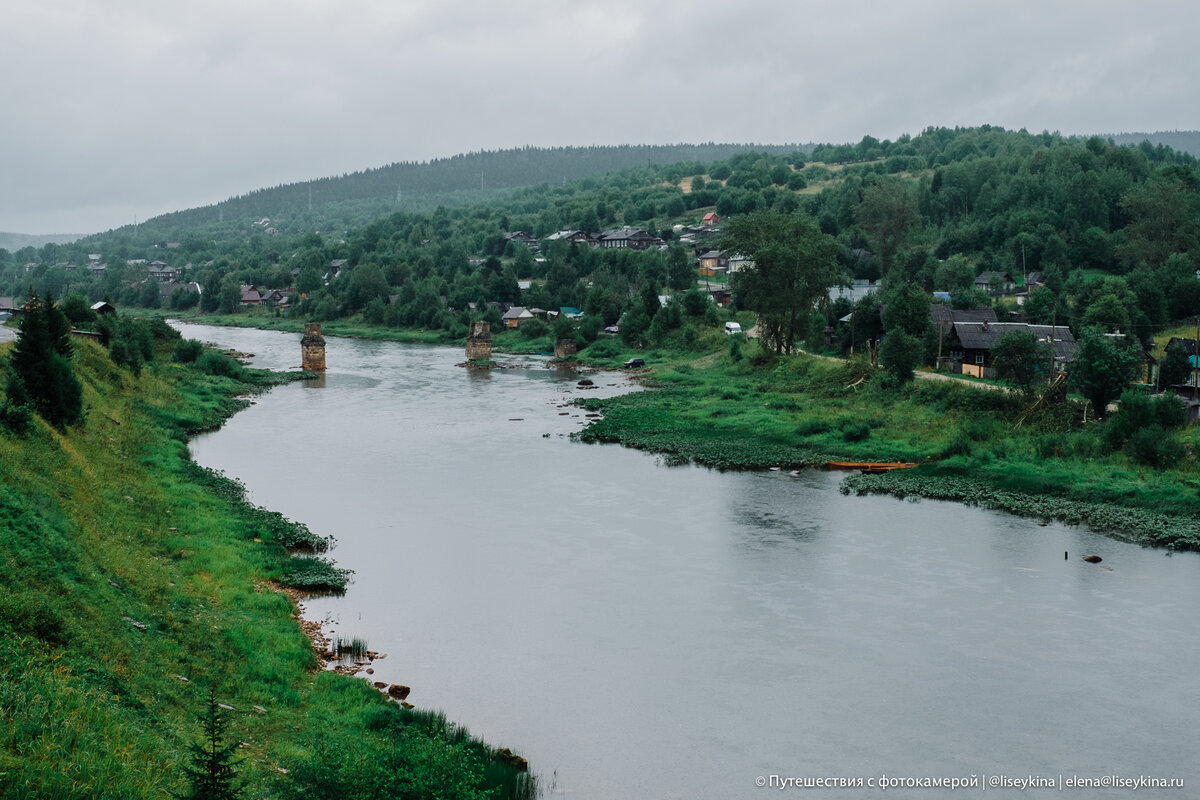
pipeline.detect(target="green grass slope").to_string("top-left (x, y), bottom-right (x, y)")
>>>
top-left (0, 338), bottom-right (530, 799)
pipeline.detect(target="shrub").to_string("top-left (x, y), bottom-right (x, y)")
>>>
top-left (795, 419), bottom-right (832, 436)
top-left (519, 318), bottom-right (550, 339)
top-left (583, 339), bottom-right (622, 359)
top-left (840, 421), bottom-right (871, 442)
top-left (196, 351), bottom-right (244, 378)
top-left (1127, 426), bottom-right (1186, 469)
top-left (173, 339), bottom-right (205, 363)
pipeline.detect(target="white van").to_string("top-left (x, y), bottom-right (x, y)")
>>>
top-left (724, 321), bottom-right (742, 335)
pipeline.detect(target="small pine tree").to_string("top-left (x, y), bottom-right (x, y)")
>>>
top-left (0, 371), bottom-right (33, 433)
top-left (178, 691), bottom-right (244, 800)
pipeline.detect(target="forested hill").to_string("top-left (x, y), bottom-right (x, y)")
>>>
top-left (143, 143), bottom-right (808, 235)
top-left (1104, 131), bottom-right (1200, 158)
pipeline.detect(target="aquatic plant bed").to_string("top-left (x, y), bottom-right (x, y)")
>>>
top-left (840, 470), bottom-right (1200, 551)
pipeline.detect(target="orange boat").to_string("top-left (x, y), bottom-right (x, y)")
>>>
top-left (826, 461), bottom-right (917, 474)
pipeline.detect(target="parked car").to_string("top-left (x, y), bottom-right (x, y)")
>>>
top-left (624, 357), bottom-right (645, 368)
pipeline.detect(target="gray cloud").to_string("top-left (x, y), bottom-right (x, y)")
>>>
top-left (2, 0), bottom-right (1196, 234)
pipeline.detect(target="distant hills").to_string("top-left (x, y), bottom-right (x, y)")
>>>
top-left (0, 231), bottom-right (85, 251)
top-left (9, 133), bottom-right (1200, 245)
top-left (136, 143), bottom-right (810, 237)
top-left (1103, 131), bottom-right (1200, 157)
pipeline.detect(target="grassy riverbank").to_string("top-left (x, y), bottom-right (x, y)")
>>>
top-left (0, 336), bottom-right (532, 798)
top-left (572, 336), bottom-right (1200, 550)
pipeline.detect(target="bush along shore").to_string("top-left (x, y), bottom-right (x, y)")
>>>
top-left (0, 318), bottom-right (533, 799)
top-left (569, 333), bottom-right (1200, 551)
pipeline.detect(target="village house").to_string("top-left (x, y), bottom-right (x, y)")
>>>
top-left (702, 212), bottom-right (720, 227)
top-left (948, 319), bottom-right (1076, 378)
top-left (501, 306), bottom-right (534, 329)
top-left (147, 261), bottom-right (180, 282)
top-left (503, 231), bottom-right (538, 248)
top-left (973, 270), bottom-right (1015, 296)
top-left (698, 250), bottom-right (729, 277)
top-left (727, 252), bottom-right (752, 274)
top-left (544, 230), bottom-right (595, 246)
top-left (240, 285), bottom-right (263, 306)
top-left (595, 227), bottom-right (662, 250)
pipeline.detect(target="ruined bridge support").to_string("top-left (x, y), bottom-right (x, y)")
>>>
top-left (301, 323), bottom-right (326, 372)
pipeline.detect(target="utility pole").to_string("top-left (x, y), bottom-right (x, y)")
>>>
top-left (1049, 308), bottom-right (1057, 384)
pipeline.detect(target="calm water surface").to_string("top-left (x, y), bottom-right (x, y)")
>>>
top-left (182, 323), bottom-right (1199, 799)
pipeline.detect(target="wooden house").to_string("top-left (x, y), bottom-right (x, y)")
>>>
top-left (502, 306), bottom-right (534, 329)
top-left (949, 320), bottom-right (1076, 378)
top-left (698, 250), bottom-right (729, 277)
top-left (973, 271), bottom-right (1015, 296)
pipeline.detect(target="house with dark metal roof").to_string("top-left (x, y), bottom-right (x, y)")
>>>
top-left (503, 231), bottom-right (537, 248)
top-left (973, 271), bottom-right (1015, 296)
top-left (949, 320), bottom-right (1076, 378)
top-left (596, 228), bottom-right (661, 250)
top-left (931, 306), bottom-right (996, 336)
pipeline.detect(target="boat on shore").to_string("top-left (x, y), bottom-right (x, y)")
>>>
top-left (826, 461), bottom-right (917, 474)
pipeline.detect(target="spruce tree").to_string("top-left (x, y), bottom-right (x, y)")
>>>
top-left (10, 292), bottom-right (83, 428)
top-left (179, 691), bottom-right (243, 800)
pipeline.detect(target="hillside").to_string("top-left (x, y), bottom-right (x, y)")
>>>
top-left (0, 330), bottom-right (531, 798)
top-left (122, 143), bottom-right (809, 239)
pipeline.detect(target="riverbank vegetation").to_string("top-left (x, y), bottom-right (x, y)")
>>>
top-left (573, 334), bottom-right (1200, 550)
top-left (0, 314), bottom-right (532, 798)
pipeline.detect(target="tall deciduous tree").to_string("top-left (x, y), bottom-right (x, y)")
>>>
top-left (855, 180), bottom-right (919, 279)
top-left (992, 330), bottom-right (1051, 392)
top-left (1067, 328), bottom-right (1139, 418)
top-left (1158, 340), bottom-right (1192, 388)
top-left (721, 210), bottom-right (841, 354)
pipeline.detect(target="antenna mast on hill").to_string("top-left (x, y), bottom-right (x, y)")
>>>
top-left (308, 183), bottom-right (313, 213)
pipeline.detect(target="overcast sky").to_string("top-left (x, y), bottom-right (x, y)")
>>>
top-left (2, 0), bottom-right (1196, 235)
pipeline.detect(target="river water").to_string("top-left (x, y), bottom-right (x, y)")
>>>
top-left (182, 323), bottom-right (1198, 799)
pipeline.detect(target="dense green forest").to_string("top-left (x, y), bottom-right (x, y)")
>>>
top-left (5, 126), bottom-right (1199, 357)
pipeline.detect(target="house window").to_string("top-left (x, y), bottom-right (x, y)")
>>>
top-left (975, 354), bottom-right (984, 365)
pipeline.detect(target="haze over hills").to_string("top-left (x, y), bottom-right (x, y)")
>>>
top-left (1104, 131), bottom-right (1200, 157)
top-left (0, 231), bottom-right (88, 252)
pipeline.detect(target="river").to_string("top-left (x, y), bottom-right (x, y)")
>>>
top-left (181, 323), bottom-right (1198, 799)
